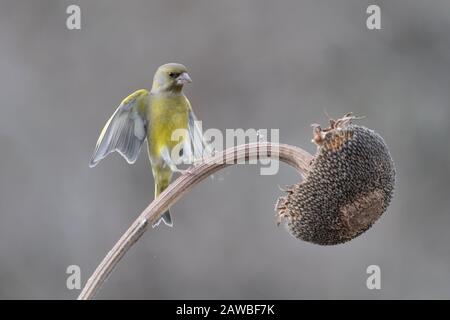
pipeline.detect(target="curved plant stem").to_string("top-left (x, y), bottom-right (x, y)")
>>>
top-left (78, 142), bottom-right (313, 300)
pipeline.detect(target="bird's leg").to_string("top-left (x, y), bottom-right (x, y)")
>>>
top-left (169, 165), bottom-right (196, 176)
top-left (181, 138), bottom-right (194, 165)
top-left (161, 147), bottom-right (193, 175)
top-left (181, 140), bottom-right (199, 175)
top-left (171, 165), bottom-right (193, 175)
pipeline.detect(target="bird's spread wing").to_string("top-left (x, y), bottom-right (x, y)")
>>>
top-left (89, 89), bottom-right (149, 167)
top-left (188, 110), bottom-right (212, 162)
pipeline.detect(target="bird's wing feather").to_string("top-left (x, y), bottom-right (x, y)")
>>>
top-left (89, 90), bottom-right (149, 167)
top-left (188, 110), bottom-right (212, 161)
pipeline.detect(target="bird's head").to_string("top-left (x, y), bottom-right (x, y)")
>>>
top-left (152, 63), bottom-right (192, 93)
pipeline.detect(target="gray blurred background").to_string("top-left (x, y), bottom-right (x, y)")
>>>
top-left (0, 0), bottom-right (449, 299)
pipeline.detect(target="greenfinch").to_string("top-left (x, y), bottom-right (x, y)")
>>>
top-left (89, 63), bottom-right (210, 227)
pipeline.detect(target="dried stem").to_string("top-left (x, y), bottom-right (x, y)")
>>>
top-left (78, 142), bottom-right (313, 300)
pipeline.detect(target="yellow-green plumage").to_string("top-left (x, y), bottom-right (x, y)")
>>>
top-left (147, 81), bottom-right (192, 227)
top-left (90, 63), bottom-right (208, 227)
top-left (148, 94), bottom-right (190, 159)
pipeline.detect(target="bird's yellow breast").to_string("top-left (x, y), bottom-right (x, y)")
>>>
top-left (147, 94), bottom-right (190, 158)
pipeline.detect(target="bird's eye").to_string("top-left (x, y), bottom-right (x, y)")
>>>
top-left (169, 72), bottom-right (178, 78)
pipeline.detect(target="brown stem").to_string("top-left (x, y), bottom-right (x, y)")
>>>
top-left (77, 142), bottom-right (313, 300)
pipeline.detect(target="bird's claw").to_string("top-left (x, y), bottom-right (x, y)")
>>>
top-left (172, 166), bottom-right (194, 175)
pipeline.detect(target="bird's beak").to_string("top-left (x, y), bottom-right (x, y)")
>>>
top-left (177, 72), bottom-right (192, 85)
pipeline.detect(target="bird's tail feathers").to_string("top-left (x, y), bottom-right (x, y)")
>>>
top-left (152, 210), bottom-right (172, 228)
top-left (152, 178), bottom-right (173, 228)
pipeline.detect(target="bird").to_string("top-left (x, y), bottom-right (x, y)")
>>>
top-left (89, 63), bottom-right (210, 227)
